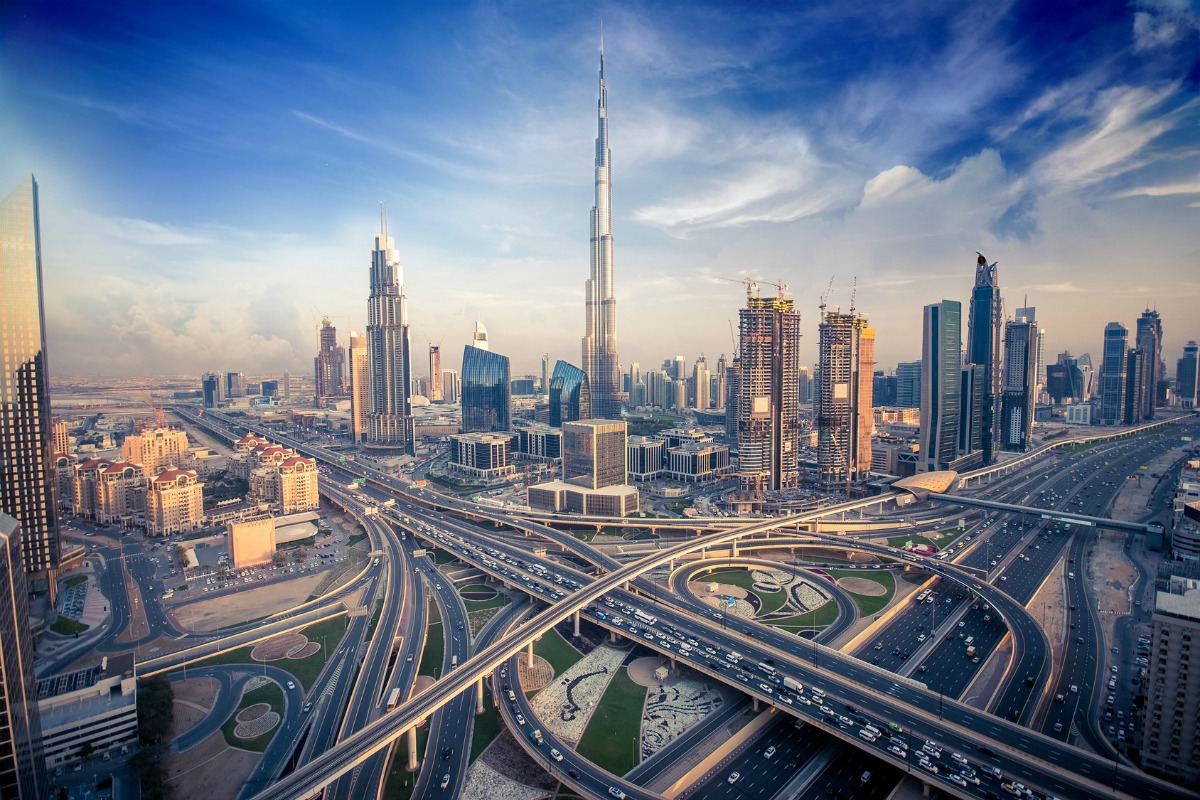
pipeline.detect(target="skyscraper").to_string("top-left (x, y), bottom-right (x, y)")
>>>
top-left (365, 211), bottom-right (414, 454)
top-left (714, 355), bottom-right (727, 411)
top-left (224, 371), bottom-right (245, 399)
top-left (549, 360), bottom-right (590, 427)
top-left (1000, 314), bottom-right (1038, 451)
top-left (0, 513), bottom-right (46, 799)
top-left (1177, 341), bottom-right (1198, 409)
top-left (966, 253), bottom-right (1002, 464)
top-left (348, 331), bottom-right (368, 443)
top-left (461, 346), bottom-right (511, 433)
top-left (201, 372), bottom-right (221, 408)
top-left (919, 300), bottom-right (963, 472)
top-left (1135, 309), bottom-right (1163, 420)
top-left (736, 291), bottom-right (802, 494)
top-left (313, 317), bottom-right (346, 407)
top-left (1099, 322), bottom-right (1128, 425)
top-left (0, 176), bottom-right (60, 595)
top-left (692, 354), bottom-right (710, 411)
top-left (896, 361), bottom-right (921, 408)
top-left (428, 345), bottom-right (443, 403)
top-left (816, 310), bottom-right (875, 488)
top-left (581, 46), bottom-right (625, 419)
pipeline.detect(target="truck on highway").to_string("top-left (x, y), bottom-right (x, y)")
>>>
top-left (783, 676), bottom-right (804, 693)
top-left (725, 650), bottom-right (744, 664)
top-left (530, 729), bottom-right (544, 745)
top-left (387, 688), bottom-right (402, 711)
top-left (965, 645), bottom-right (977, 658)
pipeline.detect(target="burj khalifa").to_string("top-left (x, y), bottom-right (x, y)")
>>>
top-left (582, 45), bottom-right (625, 419)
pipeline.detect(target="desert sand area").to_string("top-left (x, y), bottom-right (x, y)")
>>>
top-left (162, 730), bottom-right (259, 800)
top-left (170, 573), bottom-right (326, 632)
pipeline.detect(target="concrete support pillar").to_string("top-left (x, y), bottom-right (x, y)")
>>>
top-left (921, 780), bottom-right (932, 797)
top-left (407, 727), bottom-right (418, 771)
top-left (476, 678), bottom-right (485, 714)
top-left (573, 610), bottom-right (580, 637)
top-left (670, 657), bottom-right (677, 669)
top-left (610, 629), bottom-right (618, 643)
top-left (669, 558), bottom-right (674, 572)
top-left (731, 541), bottom-right (738, 558)
top-left (752, 697), bottom-right (760, 712)
top-left (527, 641), bottom-right (535, 667)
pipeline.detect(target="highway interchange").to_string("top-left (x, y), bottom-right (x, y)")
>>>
top-left (58, 406), bottom-right (1199, 800)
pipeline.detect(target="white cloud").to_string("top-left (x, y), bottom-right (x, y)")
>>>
top-left (1111, 176), bottom-right (1200, 198)
top-left (859, 166), bottom-right (928, 209)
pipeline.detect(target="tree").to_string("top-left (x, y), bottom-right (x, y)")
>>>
top-left (272, 549), bottom-right (287, 566)
top-left (294, 546), bottom-right (307, 564)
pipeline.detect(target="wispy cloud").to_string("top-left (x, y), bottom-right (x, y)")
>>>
top-left (1111, 176), bottom-right (1200, 198)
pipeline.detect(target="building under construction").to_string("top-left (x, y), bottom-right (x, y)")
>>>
top-left (734, 289), bottom-right (802, 496)
top-left (816, 309), bottom-right (875, 490)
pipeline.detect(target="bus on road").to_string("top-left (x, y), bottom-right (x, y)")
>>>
top-left (387, 688), bottom-right (402, 711)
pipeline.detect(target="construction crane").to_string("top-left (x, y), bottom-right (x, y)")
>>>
top-left (715, 275), bottom-right (790, 299)
top-left (137, 389), bottom-right (166, 428)
top-left (818, 276), bottom-right (835, 315)
top-left (849, 276), bottom-right (858, 314)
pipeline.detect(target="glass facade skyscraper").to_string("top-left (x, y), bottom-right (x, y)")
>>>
top-left (0, 176), bottom-right (60, 595)
top-left (0, 514), bottom-right (45, 799)
top-left (562, 420), bottom-right (627, 490)
top-left (919, 300), bottom-right (962, 472)
top-left (966, 253), bottom-right (1002, 465)
top-left (549, 360), bottom-right (590, 427)
top-left (1099, 322), bottom-right (1128, 425)
top-left (1000, 316), bottom-right (1038, 451)
top-left (461, 345), bottom-right (511, 433)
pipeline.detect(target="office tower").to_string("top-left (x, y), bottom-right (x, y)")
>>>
top-left (714, 355), bottom-right (727, 411)
top-left (461, 346), bottom-right (511, 433)
top-left (1099, 322), bottom-right (1128, 425)
top-left (283, 370), bottom-right (291, 399)
top-left (348, 331), bottom-right (368, 443)
top-left (541, 354), bottom-right (550, 399)
top-left (549, 360), bottom-right (590, 427)
top-left (959, 365), bottom-right (985, 464)
top-left (1177, 341), bottom-right (1198, 409)
top-left (442, 369), bottom-right (460, 404)
top-left (201, 372), bottom-right (221, 408)
top-left (896, 361), bottom-right (921, 408)
top-left (224, 371), bottom-right (245, 399)
top-left (736, 291), bottom-right (802, 494)
top-left (0, 514), bottom-right (46, 799)
top-left (1125, 348), bottom-right (1147, 425)
top-left (1136, 309), bottom-right (1163, 420)
top-left (1139, 576), bottom-right (1200, 787)
top-left (428, 345), bottom-right (443, 403)
top-left (580, 48), bottom-right (625, 419)
top-left (472, 321), bottom-right (489, 352)
top-left (873, 371), bottom-right (897, 407)
top-left (52, 420), bottom-right (70, 457)
top-left (1000, 315), bottom-right (1038, 451)
top-left (365, 212), bottom-right (414, 455)
top-left (919, 300), bottom-right (963, 472)
top-left (966, 253), bottom-right (1002, 464)
top-left (0, 176), bottom-right (60, 595)
top-left (816, 310), bottom-right (875, 488)
top-left (260, 380), bottom-right (278, 399)
top-left (724, 358), bottom-right (739, 441)
top-left (672, 378), bottom-right (687, 413)
top-left (313, 317), bottom-right (346, 407)
top-left (693, 355), bottom-right (710, 411)
top-left (562, 419), bottom-right (627, 489)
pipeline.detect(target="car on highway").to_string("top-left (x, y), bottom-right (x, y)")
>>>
top-left (763, 746), bottom-right (776, 759)
top-left (439, 775), bottom-right (450, 789)
top-left (608, 788), bottom-right (626, 799)
top-left (727, 772), bottom-right (740, 784)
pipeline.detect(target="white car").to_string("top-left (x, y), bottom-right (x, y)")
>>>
top-left (550, 749), bottom-right (563, 762)
top-left (727, 772), bottom-right (741, 784)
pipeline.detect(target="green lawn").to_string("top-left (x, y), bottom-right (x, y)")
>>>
top-left (827, 569), bottom-right (895, 616)
top-left (420, 622), bottom-right (445, 679)
top-left (572, 530), bottom-right (597, 542)
top-left (172, 616), bottom-right (346, 691)
top-left (463, 592), bottom-right (510, 613)
top-left (382, 720), bottom-right (432, 800)
top-left (887, 534), bottom-right (937, 549)
top-left (51, 617), bottom-right (89, 635)
top-left (694, 568), bottom-right (787, 615)
top-left (533, 629), bottom-right (583, 679)
top-left (576, 666), bottom-right (645, 775)
top-left (221, 680), bottom-right (285, 752)
top-left (65, 575), bottom-right (89, 588)
top-left (470, 685), bottom-right (501, 761)
top-left (764, 601), bottom-right (840, 633)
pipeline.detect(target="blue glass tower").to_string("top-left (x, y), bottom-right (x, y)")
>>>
top-left (966, 253), bottom-right (1002, 464)
top-left (461, 346), bottom-right (511, 433)
top-left (549, 360), bottom-right (590, 427)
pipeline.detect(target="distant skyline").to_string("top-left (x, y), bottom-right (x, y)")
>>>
top-left (2, 1), bottom-right (1198, 380)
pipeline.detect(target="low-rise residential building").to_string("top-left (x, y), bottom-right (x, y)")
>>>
top-left (37, 655), bottom-right (138, 769)
top-left (527, 481), bottom-right (639, 516)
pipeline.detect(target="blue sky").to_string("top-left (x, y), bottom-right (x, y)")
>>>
top-left (2, 0), bottom-right (1198, 381)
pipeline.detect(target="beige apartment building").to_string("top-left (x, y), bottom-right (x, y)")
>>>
top-left (145, 469), bottom-right (204, 536)
top-left (121, 427), bottom-right (189, 477)
top-left (73, 459), bottom-right (145, 525)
